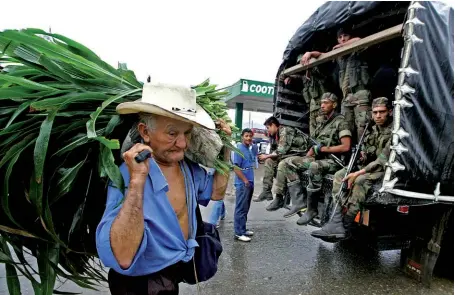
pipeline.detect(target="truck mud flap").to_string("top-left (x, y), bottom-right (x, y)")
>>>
top-left (400, 206), bottom-right (453, 287)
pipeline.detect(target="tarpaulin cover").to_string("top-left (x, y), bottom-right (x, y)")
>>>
top-left (275, 1), bottom-right (454, 198)
top-left (273, 1), bottom-right (410, 127)
top-left (394, 1), bottom-right (454, 196)
top-left (275, 1), bottom-right (410, 76)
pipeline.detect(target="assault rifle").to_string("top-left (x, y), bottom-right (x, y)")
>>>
top-left (329, 122), bottom-right (370, 221)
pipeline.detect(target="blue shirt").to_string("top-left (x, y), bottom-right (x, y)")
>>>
top-left (232, 143), bottom-right (256, 186)
top-left (96, 158), bottom-right (214, 276)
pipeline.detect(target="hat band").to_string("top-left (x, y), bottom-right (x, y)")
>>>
top-left (172, 106), bottom-right (197, 115)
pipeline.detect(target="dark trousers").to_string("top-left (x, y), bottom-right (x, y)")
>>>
top-left (108, 262), bottom-right (185, 295)
top-left (234, 183), bottom-right (254, 236)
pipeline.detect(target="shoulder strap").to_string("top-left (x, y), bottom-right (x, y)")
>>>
top-left (317, 113), bottom-right (341, 136)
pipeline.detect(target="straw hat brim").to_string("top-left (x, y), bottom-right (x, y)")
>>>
top-left (116, 101), bottom-right (215, 130)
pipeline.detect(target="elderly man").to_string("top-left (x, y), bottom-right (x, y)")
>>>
top-left (96, 82), bottom-right (231, 295)
top-left (312, 97), bottom-right (392, 241)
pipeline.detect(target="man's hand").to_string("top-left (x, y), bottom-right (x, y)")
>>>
top-left (258, 154), bottom-right (268, 161)
top-left (123, 143), bottom-right (154, 180)
top-left (306, 147), bottom-right (315, 157)
top-left (333, 43), bottom-right (343, 50)
top-left (284, 77), bottom-right (291, 85)
top-left (216, 119), bottom-right (232, 136)
top-left (300, 52), bottom-right (313, 65)
top-left (359, 151), bottom-right (366, 163)
top-left (343, 172), bottom-right (360, 189)
top-left (244, 180), bottom-right (250, 187)
top-left (313, 144), bottom-right (323, 156)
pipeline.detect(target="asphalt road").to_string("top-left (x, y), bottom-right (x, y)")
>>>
top-left (1, 164), bottom-right (453, 294)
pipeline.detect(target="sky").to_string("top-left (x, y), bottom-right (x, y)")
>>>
top-left (1, 0), bottom-right (324, 124)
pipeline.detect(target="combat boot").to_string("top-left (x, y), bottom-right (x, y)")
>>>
top-left (296, 186), bottom-right (319, 225)
top-left (266, 194), bottom-right (284, 211)
top-left (283, 182), bottom-right (307, 218)
top-left (254, 188), bottom-right (273, 202)
top-left (311, 203), bottom-right (346, 240)
top-left (342, 212), bottom-right (358, 239)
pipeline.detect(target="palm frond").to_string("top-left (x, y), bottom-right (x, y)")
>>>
top-left (0, 28), bottom-right (240, 294)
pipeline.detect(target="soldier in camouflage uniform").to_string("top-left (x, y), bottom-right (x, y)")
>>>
top-left (285, 55), bottom-right (333, 137)
top-left (256, 116), bottom-right (309, 211)
top-left (282, 93), bottom-right (352, 222)
top-left (285, 75), bottom-right (328, 137)
top-left (311, 97), bottom-right (392, 241)
top-left (300, 27), bottom-right (372, 142)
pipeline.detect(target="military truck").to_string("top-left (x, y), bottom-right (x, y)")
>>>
top-left (274, 1), bottom-right (453, 286)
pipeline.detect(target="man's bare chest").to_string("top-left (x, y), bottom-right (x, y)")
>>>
top-left (166, 182), bottom-right (187, 217)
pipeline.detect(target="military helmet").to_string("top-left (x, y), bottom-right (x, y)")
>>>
top-left (372, 97), bottom-right (389, 108)
top-left (321, 92), bottom-right (338, 103)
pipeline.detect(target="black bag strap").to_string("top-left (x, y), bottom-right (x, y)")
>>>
top-left (195, 204), bottom-right (204, 235)
top-left (314, 112), bottom-right (341, 139)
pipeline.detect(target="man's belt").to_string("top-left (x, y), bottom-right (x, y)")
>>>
top-left (281, 152), bottom-right (306, 159)
top-left (240, 166), bottom-right (254, 171)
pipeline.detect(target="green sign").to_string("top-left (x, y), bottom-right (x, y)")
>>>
top-left (240, 79), bottom-right (274, 97)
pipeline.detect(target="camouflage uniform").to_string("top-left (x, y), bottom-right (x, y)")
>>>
top-left (301, 68), bottom-right (330, 137)
top-left (296, 54), bottom-right (333, 137)
top-left (262, 125), bottom-right (308, 195)
top-left (332, 119), bottom-right (392, 215)
top-left (311, 97), bottom-right (392, 240)
top-left (285, 113), bottom-right (351, 190)
top-left (337, 52), bottom-right (371, 141)
top-left (282, 91), bottom-right (352, 221)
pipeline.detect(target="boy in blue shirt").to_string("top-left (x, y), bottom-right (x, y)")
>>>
top-left (233, 128), bottom-right (257, 242)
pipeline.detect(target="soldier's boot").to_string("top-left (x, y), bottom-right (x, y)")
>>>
top-left (311, 204), bottom-right (346, 240)
top-left (253, 188), bottom-right (273, 202)
top-left (283, 182), bottom-right (307, 218)
top-left (266, 194), bottom-right (285, 211)
top-left (296, 187), bottom-right (319, 226)
top-left (342, 212), bottom-right (359, 239)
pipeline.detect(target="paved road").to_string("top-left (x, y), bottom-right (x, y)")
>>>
top-left (1, 165), bottom-right (453, 294)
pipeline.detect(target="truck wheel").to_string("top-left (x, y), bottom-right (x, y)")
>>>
top-left (434, 208), bottom-right (454, 279)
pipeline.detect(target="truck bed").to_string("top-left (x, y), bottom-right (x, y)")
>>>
top-left (298, 171), bottom-right (436, 207)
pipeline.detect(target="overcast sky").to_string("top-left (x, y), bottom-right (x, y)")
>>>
top-left (1, 0), bottom-right (324, 125)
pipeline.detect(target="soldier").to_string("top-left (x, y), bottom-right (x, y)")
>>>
top-left (283, 93), bottom-right (352, 222)
top-left (311, 97), bottom-right (392, 240)
top-left (284, 65), bottom-right (330, 137)
top-left (255, 116), bottom-right (308, 211)
top-left (300, 27), bottom-right (371, 142)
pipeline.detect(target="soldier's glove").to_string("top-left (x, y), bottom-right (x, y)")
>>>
top-left (313, 144), bottom-right (323, 156)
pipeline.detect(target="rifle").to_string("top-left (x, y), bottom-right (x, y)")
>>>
top-left (306, 135), bottom-right (346, 169)
top-left (329, 122), bottom-right (370, 221)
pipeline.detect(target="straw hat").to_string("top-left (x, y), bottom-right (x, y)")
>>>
top-left (116, 82), bottom-right (215, 129)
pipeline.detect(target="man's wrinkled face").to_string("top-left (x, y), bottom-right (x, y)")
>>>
top-left (337, 33), bottom-right (351, 44)
top-left (139, 115), bottom-right (193, 164)
top-left (372, 105), bottom-right (391, 126)
top-left (266, 124), bottom-right (278, 136)
top-left (242, 132), bottom-right (253, 146)
top-left (320, 100), bottom-right (336, 115)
